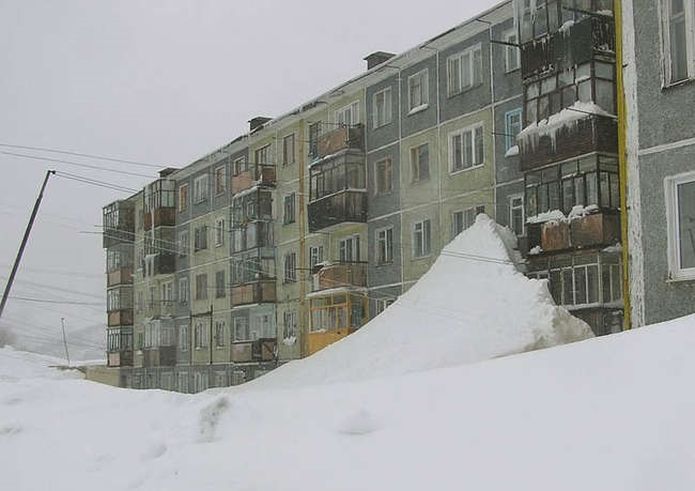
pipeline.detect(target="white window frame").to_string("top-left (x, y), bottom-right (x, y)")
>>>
top-left (509, 194), bottom-right (525, 237)
top-left (214, 217), bottom-right (225, 247)
top-left (255, 144), bottom-right (271, 165)
top-left (193, 174), bottom-right (209, 204)
top-left (504, 108), bottom-right (523, 152)
top-left (234, 317), bottom-right (250, 342)
top-left (178, 183), bottom-right (189, 212)
top-left (282, 133), bottom-right (296, 166)
top-left (178, 277), bottom-right (189, 304)
top-left (214, 165), bottom-right (226, 195)
top-left (504, 29), bottom-right (521, 73)
top-left (412, 219), bottom-right (432, 258)
top-left (665, 171), bottom-right (695, 281)
top-left (407, 69), bottom-right (429, 113)
top-left (376, 226), bottom-right (394, 265)
top-left (449, 123), bottom-right (485, 173)
top-left (283, 310), bottom-right (297, 340)
top-left (335, 101), bottom-right (360, 126)
top-left (410, 143), bottom-right (430, 183)
top-left (447, 43), bottom-right (483, 97)
top-left (283, 193), bottom-right (296, 225)
top-left (372, 87), bottom-right (392, 129)
top-left (339, 235), bottom-right (361, 262)
top-left (661, 0), bottom-right (695, 86)
top-left (309, 245), bottom-right (324, 269)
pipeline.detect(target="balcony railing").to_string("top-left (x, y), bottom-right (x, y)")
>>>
top-left (519, 114), bottom-right (617, 172)
top-left (314, 125), bottom-right (365, 160)
top-left (107, 350), bottom-right (133, 368)
top-left (231, 165), bottom-right (276, 194)
top-left (231, 338), bottom-right (277, 363)
top-left (312, 262), bottom-right (367, 292)
top-left (527, 211), bottom-right (620, 254)
top-left (231, 280), bottom-right (277, 306)
top-left (107, 309), bottom-right (133, 327)
top-left (308, 190), bottom-right (367, 232)
top-left (106, 267), bottom-right (133, 287)
top-left (143, 207), bottom-right (176, 231)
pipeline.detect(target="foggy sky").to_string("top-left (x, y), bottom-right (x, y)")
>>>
top-left (0, 0), bottom-right (502, 357)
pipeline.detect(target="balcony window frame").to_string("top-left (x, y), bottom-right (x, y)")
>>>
top-left (504, 29), bottom-right (521, 72)
top-left (509, 194), bottom-right (526, 236)
top-left (309, 245), bottom-right (324, 269)
top-left (505, 108), bottom-right (523, 153)
top-left (376, 226), bottom-right (394, 265)
top-left (282, 133), bottom-right (296, 166)
top-left (255, 144), bottom-right (271, 166)
top-left (283, 193), bottom-right (296, 225)
top-left (339, 235), bottom-right (361, 263)
top-left (284, 252), bottom-right (297, 284)
top-left (335, 101), bottom-right (360, 127)
top-left (178, 277), bottom-right (189, 304)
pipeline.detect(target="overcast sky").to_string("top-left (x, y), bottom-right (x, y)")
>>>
top-left (0, 0), bottom-right (501, 357)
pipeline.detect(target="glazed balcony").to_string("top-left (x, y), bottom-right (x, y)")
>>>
top-left (143, 207), bottom-right (176, 231)
top-left (312, 262), bottom-right (367, 292)
top-left (231, 165), bottom-right (276, 194)
top-left (103, 201), bottom-right (135, 248)
top-left (308, 190), bottom-right (367, 232)
top-left (520, 13), bottom-right (615, 79)
top-left (106, 267), bottom-right (133, 287)
top-left (231, 338), bottom-right (277, 363)
top-left (231, 280), bottom-right (277, 306)
top-left (142, 346), bottom-right (176, 367)
top-left (107, 350), bottom-right (133, 368)
top-left (107, 309), bottom-right (133, 327)
top-left (314, 124), bottom-right (365, 160)
top-left (307, 328), bottom-right (357, 356)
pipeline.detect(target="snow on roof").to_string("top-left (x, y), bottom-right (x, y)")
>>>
top-left (255, 214), bottom-right (592, 388)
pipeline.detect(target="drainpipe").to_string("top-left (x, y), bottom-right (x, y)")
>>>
top-left (615, 0), bottom-right (632, 330)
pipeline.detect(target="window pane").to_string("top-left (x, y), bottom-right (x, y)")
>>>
top-left (678, 181), bottom-right (695, 269)
top-left (575, 267), bottom-right (587, 305)
top-left (562, 269), bottom-right (574, 305)
top-left (587, 265), bottom-right (599, 304)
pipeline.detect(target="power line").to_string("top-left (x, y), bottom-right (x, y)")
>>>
top-left (9, 296), bottom-right (104, 306)
top-left (0, 151), bottom-right (154, 178)
top-left (0, 142), bottom-right (164, 169)
top-left (54, 171), bottom-right (140, 194)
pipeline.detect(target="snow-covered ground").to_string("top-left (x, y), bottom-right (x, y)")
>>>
top-left (2, 216), bottom-right (693, 490)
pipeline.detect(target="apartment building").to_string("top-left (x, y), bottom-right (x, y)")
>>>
top-left (101, 0), bottom-right (648, 392)
top-left (623, 0), bottom-right (695, 326)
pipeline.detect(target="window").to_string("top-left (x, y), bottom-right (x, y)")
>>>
top-left (234, 317), bottom-right (250, 342)
top-left (373, 87), bottom-right (392, 128)
top-left (662, 0), bottom-right (695, 84)
top-left (447, 44), bottom-right (483, 96)
top-left (339, 236), bottom-right (360, 262)
top-left (375, 158), bottom-right (393, 194)
top-left (255, 145), bottom-right (271, 165)
top-left (194, 321), bottom-right (208, 349)
top-left (193, 174), bottom-right (209, 204)
top-left (510, 195), bottom-right (525, 236)
top-left (283, 310), bottom-right (297, 340)
top-left (195, 274), bottom-right (208, 301)
top-left (252, 313), bottom-right (274, 339)
top-left (308, 122), bottom-right (321, 158)
top-left (214, 218), bottom-right (225, 247)
top-left (525, 155), bottom-right (619, 218)
top-left (545, 260), bottom-right (615, 307)
top-left (450, 125), bottom-right (484, 172)
top-left (408, 69), bottom-right (429, 112)
top-left (504, 29), bottom-right (520, 72)
top-left (284, 193), bottom-right (296, 225)
top-left (376, 227), bottom-right (394, 265)
top-left (284, 252), bottom-right (297, 283)
top-left (161, 282), bottom-right (174, 305)
top-left (194, 225), bottom-right (208, 251)
top-left (178, 277), bottom-right (189, 304)
top-left (413, 219), bottom-right (432, 258)
top-left (214, 165), bottom-right (226, 194)
top-left (335, 101), bottom-right (360, 126)
top-left (376, 298), bottom-right (394, 315)
top-left (214, 320), bottom-right (226, 348)
top-left (178, 230), bottom-right (189, 257)
top-left (666, 172), bottom-right (695, 280)
top-left (282, 134), bottom-right (296, 166)
top-left (451, 206), bottom-right (485, 238)
top-left (215, 270), bottom-right (226, 298)
top-left (505, 109), bottom-right (523, 153)
top-left (233, 156), bottom-right (248, 175)
top-left (178, 184), bottom-right (189, 212)
top-left (309, 245), bottom-right (324, 269)
top-left (410, 143), bottom-right (430, 182)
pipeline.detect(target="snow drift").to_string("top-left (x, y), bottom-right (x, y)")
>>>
top-left (258, 215), bottom-right (593, 388)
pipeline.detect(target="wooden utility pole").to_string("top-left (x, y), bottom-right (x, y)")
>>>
top-left (61, 317), bottom-right (71, 367)
top-left (0, 170), bottom-right (56, 322)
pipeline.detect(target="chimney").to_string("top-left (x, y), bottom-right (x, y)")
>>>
top-left (158, 167), bottom-right (177, 178)
top-left (249, 116), bottom-right (272, 134)
top-left (363, 51), bottom-right (396, 70)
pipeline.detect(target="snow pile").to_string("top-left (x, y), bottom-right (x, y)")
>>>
top-left (257, 215), bottom-right (592, 388)
top-left (3, 315), bottom-right (695, 490)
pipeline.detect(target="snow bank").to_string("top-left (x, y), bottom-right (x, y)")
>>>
top-left (257, 215), bottom-right (592, 388)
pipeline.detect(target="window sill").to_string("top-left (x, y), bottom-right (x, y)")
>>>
top-left (450, 163), bottom-right (484, 176)
top-left (407, 104), bottom-right (429, 116)
top-left (372, 122), bottom-right (392, 130)
top-left (666, 270), bottom-right (695, 283)
top-left (662, 77), bottom-right (695, 91)
top-left (412, 254), bottom-right (432, 261)
top-left (447, 82), bottom-right (483, 99)
top-left (505, 66), bottom-right (520, 74)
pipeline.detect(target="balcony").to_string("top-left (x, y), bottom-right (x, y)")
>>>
top-left (519, 114), bottom-right (617, 172)
top-left (307, 290), bottom-right (367, 355)
top-left (231, 338), bottom-right (277, 363)
top-left (143, 207), bottom-right (176, 231)
top-left (231, 280), bottom-right (277, 306)
top-left (315, 124), bottom-right (365, 160)
top-left (142, 253), bottom-right (176, 277)
top-left (103, 201), bottom-right (134, 248)
top-left (307, 328), bottom-right (357, 356)
top-left (107, 267), bottom-right (133, 287)
top-left (108, 309), bottom-right (133, 327)
top-left (527, 211), bottom-right (620, 253)
top-left (308, 190), bottom-right (367, 232)
top-left (142, 346), bottom-right (176, 367)
top-left (107, 350), bottom-right (133, 368)
top-left (312, 262), bottom-right (367, 292)
top-left (521, 14), bottom-right (615, 79)
top-left (231, 165), bottom-right (276, 194)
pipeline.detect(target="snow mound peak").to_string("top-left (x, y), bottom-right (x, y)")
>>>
top-left (257, 215), bottom-right (593, 388)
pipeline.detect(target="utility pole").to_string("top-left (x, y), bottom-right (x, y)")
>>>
top-left (61, 317), bottom-right (71, 367)
top-left (0, 170), bottom-right (56, 322)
